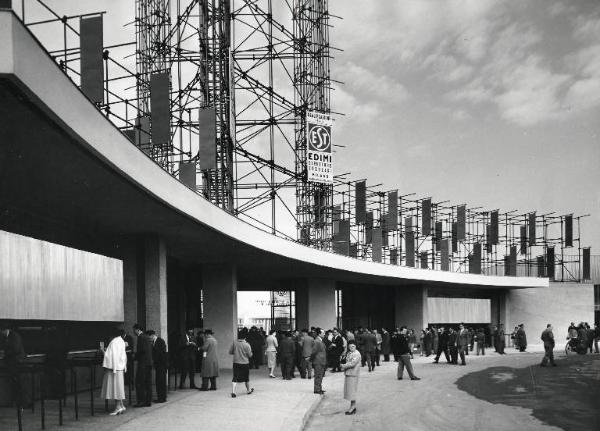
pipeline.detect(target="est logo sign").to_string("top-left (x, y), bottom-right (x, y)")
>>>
top-left (308, 124), bottom-right (331, 153)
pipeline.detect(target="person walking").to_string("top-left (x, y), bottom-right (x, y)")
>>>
top-left (300, 329), bottom-right (314, 379)
top-left (475, 328), bottom-right (485, 356)
top-left (381, 329), bottom-right (391, 362)
top-left (396, 326), bottom-right (420, 381)
top-left (265, 329), bottom-right (278, 378)
top-left (101, 329), bottom-right (128, 415)
top-left (132, 323), bottom-right (153, 407)
top-left (497, 324), bottom-right (506, 354)
top-left (431, 325), bottom-right (439, 355)
top-left (148, 330), bottom-right (168, 403)
top-left (330, 329), bottom-right (344, 372)
top-left (516, 324), bottom-right (527, 352)
top-left (199, 329), bottom-right (219, 390)
top-left (340, 340), bottom-right (361, 415)
top-left (447, 327), bottom-right (459, 364)
top-left (540, 324), bottom-right (557, 367)
top-left (433, 327), bottom-right (450, 363)
top-left (229, 328), bottom-right (254, 397)
top-left (363, 329), bottom-right (377, 371)
top-left (311, 328), bottom-right (327, 394)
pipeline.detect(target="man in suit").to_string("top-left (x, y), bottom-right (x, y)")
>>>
top-left (433, 327), bottom-right (450, 363)
top-left (279, 331), bottom-right (295, 380)
top-left (457, 324), bottom-right (469, 365)
top-left (179, 328), bottom-right (198, 389)
top-left (447, 327), bottom-right (459, 364)
top-left (300, 329), bottom-right (314, 379)
top-left (0, 324), bottom-right (27, 408)
top-left (540, 324), bottom-right (557, 367)
top-left (148, 330), bottom-right (168, 403)
top-left (133, 323), bottom-right (153, 407)
top-left (330, 329), bottom-right (344, 372)
top-left (396, 326), bottom-right (420, 381)
top-left (363, 329), bottom-right (377, 372)
top-left (311, 328), bottom-right (327, 394)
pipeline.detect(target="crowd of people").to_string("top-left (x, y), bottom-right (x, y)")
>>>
top-left (2, 319), bottom-right (600, 418)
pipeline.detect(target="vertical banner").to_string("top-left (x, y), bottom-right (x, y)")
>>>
top-left (485, 225), bottom-right (492, 253)
top-left (198, 107), bottom-right (216, 169)
top-left (349, 243), bottom-right (358, 258)
top-left (80, 15), bottom-right (104, 104)
top-left (405, 231), bottom-right (415, 267)
top-left (565, 214), bottom-right (573, 247)
top-left (388, 191), bottom-right (398, 230)
top-left (366, 211), bottom-right (374, 244)
top-left (422, 198), bottom-right (432, 235)
top-left (457, 205), bottom-right (466, 241)
top-left (390, 248), bottom-right (398, 265)
top-left (355, 181), bottom-right (366, 224)
top-left (178, 161), bottom-right (196, 189)
top-left (306, 111), bottom-right (333, 184)
top-left (333, 220), bottom-right (350, 256)
top-left (420, 251), bottom-right (428, 269)
top-left (529, 212), bottom-right (536, 246)
top-left (490, 210), bottom-right (499, 244)
top-left (504, 256), bottom-right (511, 276)
top-left (440, 239), bottom-right (449, 271)
top-left (434, 221), bottom-right (443, 247)
top-left (520, 225), bottom-right (527, 255)
top-left (451, 222), bottom-right (458, 253)
top-left (537, 256), bottom-right (545, 277)
top-left (546, 246), bottom-right (555, 280)
top-left (150, 72), bottom-right (171, 145)
top-left (332, 205), bottom-right (342, 236)
top-left (510, 246), bottom-right (517, 276)
top-left (469, 243), bottom-right (482, 274)
top-left (372, 227), bottom-right (382, 262)
top-left (582, 247), bottom-right (591, 280)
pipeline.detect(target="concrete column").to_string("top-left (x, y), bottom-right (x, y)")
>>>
top-left (395, 285), bottom-right (428, 331)
top-left (144, 235), bottom-right (168, 344)
top-left (295, 278), bottom-right (337, 330)
top-left (122, 239), bottom-right (138, 334)
top-left (202, 264), bottom-right (238, 368)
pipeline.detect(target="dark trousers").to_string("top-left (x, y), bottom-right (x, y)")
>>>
top-left (476, 342), bottom-right (485, 355)
top-left (449, 346), bottom-right (458, 364)
top-left (373, 350), bottom-right (380, 366)
top-left (397, 354), bottom-right (416, 379)
top-left (155, 366), bottom-right (167, 401)
top-left (201, 377), bottom-right (217, 389)
top-left (497, 340), bottom-right (505, 354)
top-left (383, 353), bottom-right (390, 362)
top-left (458, 346), bottom-right (467, 364)
top-left (180, 357), bottom-right (196, 387)
top-left (300, 357), bottom-right (312, 378)
top-left (313, 363), bottom-right (325, 392)
top-left (434, 346), bottom-right (450, 363)
top-left (9, 369), bottom-right (28, 407)
top-left (281, 355), bottom-right (294, 379)
top-left (136, 364), bottom-right (153, 405)
top-left (362, 351), bottom-right (373, 370)
top-left (541, 345), bottom-right (555, 366)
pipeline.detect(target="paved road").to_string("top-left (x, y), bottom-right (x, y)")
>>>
top-left (305, 349), bottom-right (600, 431)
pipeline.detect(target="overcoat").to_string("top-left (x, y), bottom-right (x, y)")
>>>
top-left (201, 335), bottom-right (219, 377)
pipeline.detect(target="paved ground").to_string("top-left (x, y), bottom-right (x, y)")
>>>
top-left (306, 347), bottom-right (600, 431)
top-left (2, 347), bottom-right (599, 431)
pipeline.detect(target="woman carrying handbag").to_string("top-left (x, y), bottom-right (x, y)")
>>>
top-left (340, 340), bottom-right (361, 415)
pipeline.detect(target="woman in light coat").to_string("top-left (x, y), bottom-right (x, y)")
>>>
top-left (265, 329), bottom-right (278, 378)
top-left (340, 340), bottom-right (361, 415)
top-left (101, 330), bottom-right (127, 415)
top-left (200, 329), bottom-right (219, 390)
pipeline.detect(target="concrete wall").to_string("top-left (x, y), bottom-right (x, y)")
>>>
top-left (506, 282), bottom-right (594, 347)
top-left (295, 279), bottom-right (337, 330)
top-left (395, 285), bottom-right (428, 331)
top-left (0, 229), bottom-right (123, 321)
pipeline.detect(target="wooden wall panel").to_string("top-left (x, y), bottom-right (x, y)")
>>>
top-left (0, 230), bottom-right (123, 321)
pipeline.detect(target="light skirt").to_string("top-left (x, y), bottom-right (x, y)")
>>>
top-left (343, 375), bottom-right (358, 401)
top-left (267, 351), bottom-right (277, 369)
top-left (101, 369), bottom-right (125, 400)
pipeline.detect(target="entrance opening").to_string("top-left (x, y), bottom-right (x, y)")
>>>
top-left (237, 290), bottom-right (295, 333)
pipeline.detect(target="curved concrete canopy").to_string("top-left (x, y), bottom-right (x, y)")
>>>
top-left (0, 11), bottom-right (548, 290)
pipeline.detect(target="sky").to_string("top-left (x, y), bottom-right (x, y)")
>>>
top-left (19, 0), bottom-right (600, 249)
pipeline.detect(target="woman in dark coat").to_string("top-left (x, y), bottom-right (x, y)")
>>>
top-left (200, 329), bottom-right (219, 390)
top-left (516, 324), bottom-right (527, 352)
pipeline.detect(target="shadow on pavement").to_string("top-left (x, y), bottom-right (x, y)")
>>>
top-left (456, 353), bottom-right (600, 431)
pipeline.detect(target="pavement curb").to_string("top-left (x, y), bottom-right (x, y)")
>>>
top-left (299, 394), bottom-right (324, 431)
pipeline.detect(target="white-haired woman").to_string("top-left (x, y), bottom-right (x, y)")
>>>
top-left (101, 329), bottom-right (127, 415)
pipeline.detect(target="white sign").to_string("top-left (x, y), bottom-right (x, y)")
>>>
top-left (306, 111), bottom-right (333, 184)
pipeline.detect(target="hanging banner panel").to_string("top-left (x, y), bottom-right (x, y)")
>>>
top-left (405, 216), bottom-right (413, 232)
top-left (405, 231), bottom-right (415, 267)
top-left (333, 219), bottom-right (350, 255)
top-left (355, 181), bottom-right (366, 224)
top-left (422, 198), bottom-right (432, 235)
top-left (452, 222), bottom-right (458, 253)
top-left (306, 111), bottom-right (333, 184)
top-left (520, 225), bottom-right (527, 255)
top-left (198, 107), bottom-right (217, 170)
top-left (372, 227), bottom-right (382, 262)
top-left (420, 251), bottom-right (428, 269)
top-left (332, 205), bottom-right (342, 235)
top-left (565, 214), bottom-right (573, 247)
top-left (457, 205), bottom-right (466, 241)
top-left (80, 15), bottom-right (104, 104)
top-left (469, 243), bottom-right (481, 274)
top-left (434, 221), bottom-right (443, 247)
top-left (366, 211), bottom-right (373, 244)
top-left (546, 246), bottom-right (555, 280)
top-left (178, 161), bottom-right (196, 190)
top-left (440, 239), bottom-right (449, 271)
top-left (537, 256), bottom-right (545, 277)
top-left (504, 256), bottom-right (511, 276)
top-left (510, 246), bottom-right (517, 276)
top-left (390, 248), bottom-right (398, 265)
top-left (135, 116), bottom-right (151, 151)
top-left (490, 210), bottom-right (499, 245)
top-left (349, 243), bottom-right (358, 258)
top-left (529, 212), bottom-right (536, 246)
top-left (428, 297), bottom-right (491, 324)
top-left (583, 247), bottom-right (591, 280)
top-left (388, 191), bottom-right (398, 230)
top-left (485, 225), bottom-right (492, 253)
top-left (150, 72), bottom-right (170, 145)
